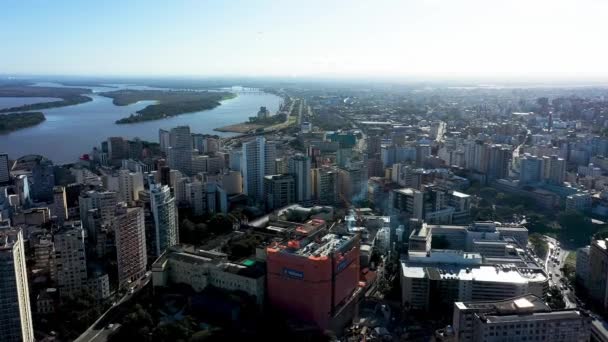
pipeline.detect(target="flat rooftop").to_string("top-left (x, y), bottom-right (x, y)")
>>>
top-left (402, 263), bottom-right (547, 284)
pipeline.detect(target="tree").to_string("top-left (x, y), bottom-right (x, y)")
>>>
top-left (529, 233), bottom-right (548, 259)
top-left (208, 214), bottom-right (233, 234)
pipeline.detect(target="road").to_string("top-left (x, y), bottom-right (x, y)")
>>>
top-left (543, 236), bottom-right (576, 309)
top-left (75, 272), bottom-right (152, 342)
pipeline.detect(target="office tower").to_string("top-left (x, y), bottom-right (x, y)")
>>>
top-left (267, 228), bottom-right (360, 330)
top-left (159, 129), bottom-right (170, 155)
top-left (548, 154), bottom-right (566, 185)
top-left (576, 246), bottom-right (590, 290)
top-left (589, 239), bottom-right (608, 311)
top-left (114, 204), bottom-right (147, 288)
top-left (451, 295), bottom-right (591, 342)
top-left (219, 170), bottom-right (243, 195)
top-left (118, 169), bottom-right (144, 204)
top-left (204, 137), bottom-right (220, 154)
top-left (229, 148), bottom-right (242, 171)
top-left (415, 144), bottom-right (431, 166)
top-left (519, 154), bottom-right (542, 185)
top-left (367, 158), bottom-right (384, 178)
top-left (186, 181), bottom-right (205, 216)
top-left (0, 229), bottom-right (34, 342)
top-left (367, 134), bottom-right (382, 158)
top-left (289, 154), bottom-right (312, 203)
top-left (275, 158), bottom-right (288, 174)
top-left (192, 133), bottom-right (205, 154)
top-left (167, 126), bottom-right (193, 175)
top-left (107, 137), bottom-right (129, 161)
top-left (312, 167), bottom-right (338, 205)
top-left (0, 153), bottom-right (9, 184)
top-left (54, 223), bottom-right (88, 298)
top-left (191, 155), bottom-right (208, 174)
top-left (337, 162), bottom-right (368, 202)
top-left (79, 190), bottom-right (118, 229)
top-left (149, 183), bottom-right (178, 257)
top-left (263, 174), bottom-right (295, 210)
top-left (487, 144), bottom-right (511, 180)
top-left (31, 157), bottom-right (55, 202)
top-left (241, 136), bottom-right (276, 200)
top-left (51, 186), bottom-right (68, 222)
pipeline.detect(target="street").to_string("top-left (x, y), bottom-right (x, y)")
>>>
top-left (543, 236), bottom-right (576, 309)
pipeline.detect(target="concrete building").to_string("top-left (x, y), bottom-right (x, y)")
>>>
top-left (118, 169), bottom-right (144, 204)
top-left (241, 136), bottom-right (277, 200)
top-left (167, 126), bottom-right (194, 175)
top-left (0, 153), bottom-right (9, 184)
top-left (79, 190), bottom-right (118, 230)
top-left (289, 154), bottom-right (312, 203)
top-left (107, 137), bottom-right (129, 162)
top-left (452, 295), bottom-right (591, 342)
top-left (391, 188), bottom-right (424, 220)
top-left (54, 222), bottom-right (88, 298)
top-left (266, 224), bottom-right (361, 330)
top-left (114, 205), bottom-right (147, 289)
top-left (519, 154), bottom-right (542, 185)
top-left (149, 183), bottom-right (179, 257)
top-left (52, 186), bottom-right (68, 222)
top-left (159, 129), bottom-right (170, 155)
top-left (400, 250), bottom-right (548, 312)
top-left (31, 156), bottom-right (55, 202)
top-left (152, 246), bottom-right (265, 305)
top-left (0, 229), bottom-right (34, 342)
top-left (264, 174), bottom-right (295, 211)
top-left (576, 245), bottom-right (590, 290)
top-left (312, 166), bottom-right (338, 205)
top-left (566, 193), bottom-right (592, 212)
top-left (589, 239), bottom-right (608, 310)
top-left (219, 170), bottom-right (242, 195)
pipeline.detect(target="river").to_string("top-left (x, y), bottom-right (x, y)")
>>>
top-left (0, 83), bottom-right (282, 164)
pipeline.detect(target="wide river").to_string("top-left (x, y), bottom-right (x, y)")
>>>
top-left (0, 83), bottom-right (282, 164)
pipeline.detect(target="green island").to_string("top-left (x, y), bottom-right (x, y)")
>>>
top-left (101, 90), bottom-right (236, 124)
top-left (0, 112), bottom-right (46, 133)
top-left (0, 86), bottom-right (93, 113)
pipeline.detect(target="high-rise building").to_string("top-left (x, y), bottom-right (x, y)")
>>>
top-left (79, 190), bottom-right (118, 230)
top-left (312, 167), bottom-right (338, 205)
top-left (149, 183), bottom-right (178, 257)
top-left (167, 126), bottom-right (193, 175)
top-left (338, 162), bottom-right (368, 202)
top-left (31, 157), bottom-right (55, 202)
top-left (487, 144), bottom-right (511, 181)
top-left (589, 239), bottom-right (608, 310)
top-left (267, 225), bottom-right (361, 331)
top-left (159, 129), bottom-right (170, 155)
top-left (0, 153), bottom-right (9, 184)
top-left (54, 223), bottom-right (88, 298)
top-left (192, 133), bottom-right (205, 154)
top-left (118, 169), bottom-right (144, 204)
top-left (576, 245), bottom-right (590, 290)
top-left (0, 229), bottom-right (34, 342)
top-left (451, 295), bottom-right (591, 342)
top-left (390, 188), bottom-right (424, 219)
top-left (114, 204), bottom-right (147, 289)
top-left (241, 136), bottom-right (276, 200)
top-left (547, 154), bottom-right (566, 185)
top-left (519, 154), bottom-right (542, 185)
top-left (367, 134), bottom-right (382, 158)
top-left (51, 186), bottom-right (68, 222)
top-left (263, 174), bottom-right (295, 210)
top-left (107, 137), bottom-right (129, 161)
top-left (288, 154), bottom-right (312, 203)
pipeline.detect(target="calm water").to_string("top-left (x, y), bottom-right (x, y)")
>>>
top-left (0, 97), bottom-right (62, 109)
top-left (0, 84), bottom-right (282, 163)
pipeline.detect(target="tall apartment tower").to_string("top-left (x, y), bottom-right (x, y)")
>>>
top-left (241, 136), bottom-right (276, 200)
top-left (54, 223), bottom-right (88, 298)
top-left (289, 154), bottom-right (312, 203)
top-left (519, 154), bottom-right (542, 185)
top-left (312, 167), bottom-right (338, 205)
top-left (589, 239), bottom-right (608, 311)
top-left (0, 229), bottom-right (34, 342)
top-left (79, 190), bottom-right (118, 230)
top-left (149, 183), bottom-right (178, 257)
top-left (118, 169), bottom-right (144, 204)
top-left (114, 204), bottom-right (147, 289)
top-left (52, 186), bottom-right (68, 222)
top-left (167, 126), bottom-right (193, 175)
top-left (0, 153), bottom-right (9, 184)
top-left (487, 144), bottom-right (511, 181)
top-left (263, 174), bottom-right (295, 210)
top-left (159, 129), bottom-right (170, 155)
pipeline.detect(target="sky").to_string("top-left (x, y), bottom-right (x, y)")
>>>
top-left (1, 0), bottom-right (608, 80)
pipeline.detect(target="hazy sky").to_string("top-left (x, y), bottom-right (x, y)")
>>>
top-left (1, 0), bottom-right (607, 79)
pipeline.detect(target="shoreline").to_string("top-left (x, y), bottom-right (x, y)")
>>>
top-left (214, 122), bottom-right (264, 133)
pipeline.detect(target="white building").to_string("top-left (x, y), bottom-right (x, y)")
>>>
top-left (150, 183), bottom-right (179, 257)
top-left (118, 169), bottom-right (144, 204)
top-left (289, 154), bottom-right (312, 203)
top-left (241, 136), bottom-right (276, 200)
top-left (54, 222), bottom-right (88, 298)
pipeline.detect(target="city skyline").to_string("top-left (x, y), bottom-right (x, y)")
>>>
top-left (2, 0), bottom-right (608, 80)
